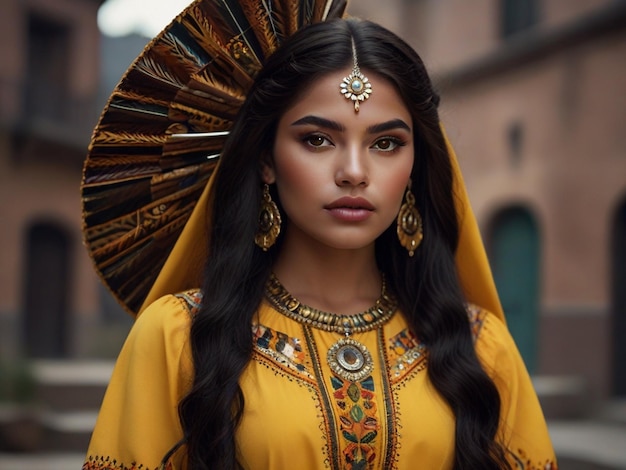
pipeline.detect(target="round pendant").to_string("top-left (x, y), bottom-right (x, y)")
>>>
top-left (350, 78), bottom-right (363, 93)
top-left (327, 337), bottom-right (373, 382)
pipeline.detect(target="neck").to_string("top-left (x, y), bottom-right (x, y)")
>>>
top-left (271, 234), bottom-right (381, 316)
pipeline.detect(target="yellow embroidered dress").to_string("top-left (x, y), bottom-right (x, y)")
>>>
top-left (84, 283), bottom-right (558, 470)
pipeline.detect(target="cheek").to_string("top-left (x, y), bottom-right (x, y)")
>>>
top-left (273, 138), bottom-right (329, 195)
top-left (273, 141), bottom-right (300, 186)
top-left (274, 157), bottom-right (311, 195)
top-left (272, 146), bottom-right (322, 205)
top-left (385, 160), bottom-right (414, 209)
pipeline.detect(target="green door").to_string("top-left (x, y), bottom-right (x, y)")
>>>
top-left (490, 207), bottom-right (540, 373)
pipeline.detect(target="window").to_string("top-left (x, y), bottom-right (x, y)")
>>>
top-left (507, 121), bottom-right (524, 168)
top-left (24, 14), bottom-right (72, 122)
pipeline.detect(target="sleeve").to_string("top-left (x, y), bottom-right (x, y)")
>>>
top-left (83, 294), bottom-right (194, 470)
top-left (475, 311), bottom-right (559, 470)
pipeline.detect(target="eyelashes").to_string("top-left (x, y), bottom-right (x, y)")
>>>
top-left (301, 133), bottom-right (408, 154)
top-left (371, 137), bottom-right (407, 153)
top-left (303, 134), bottom-right (332, 148)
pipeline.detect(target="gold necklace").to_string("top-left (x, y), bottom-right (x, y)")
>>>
top-left (265, 273), bottom-right (398, 382)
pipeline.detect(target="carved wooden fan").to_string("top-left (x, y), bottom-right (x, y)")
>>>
top-left (82, 0), bottom-right (347, 314)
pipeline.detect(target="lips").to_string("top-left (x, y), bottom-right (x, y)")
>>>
top-left (324, 197), bottom-right (375, 211)
top-left (324, 197), bottom-right (374, 222)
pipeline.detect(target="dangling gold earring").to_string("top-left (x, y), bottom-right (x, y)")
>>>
top-left (255, 184), bottom-right (281, 251)
top-left (397, 181), bottom-right (423, 256)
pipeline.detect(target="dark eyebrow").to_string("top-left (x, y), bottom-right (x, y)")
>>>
top-left (367, 119), bottom-right (412, 134)
top-left (291, 115), bottom-right (344, 131)
top-left (291, 115), bottom-right (411, 134)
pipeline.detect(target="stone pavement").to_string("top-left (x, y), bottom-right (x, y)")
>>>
top-left (1, 419), bottom-right (626, 469)
top-left (0, 453), bottom-right (83, 470)
top-left (549, 420), bottom-right (626, 469)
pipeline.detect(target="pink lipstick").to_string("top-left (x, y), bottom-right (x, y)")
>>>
top-left (324, 197), bottom-right (374, 222)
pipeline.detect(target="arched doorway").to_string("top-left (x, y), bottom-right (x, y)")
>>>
top-left (489, 206), bottom-right (541, 373)
top-left (22, 220), bottom-right (72, 358)
top-left (611, 198), bottom-right (626, 396)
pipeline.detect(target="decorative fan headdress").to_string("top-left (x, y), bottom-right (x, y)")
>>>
top-left (82, 0), bottom-right (348, 315)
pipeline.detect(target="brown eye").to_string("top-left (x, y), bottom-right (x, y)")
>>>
top-left (308, 135), bottom-right (325, 146)
top-left (373, 137), bottom-right (401, 152)
top-left (305, 134), bottom-right (331, 148)
top-left (377, 139), bottom-right (392, 150)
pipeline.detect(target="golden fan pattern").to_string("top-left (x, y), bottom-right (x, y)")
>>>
top-left (82, 0), bottom-right (347, 314)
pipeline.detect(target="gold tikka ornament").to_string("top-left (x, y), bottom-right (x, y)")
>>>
top-left (397, 184), bottom-right (423, 256)
top-left (255, 184), bottom-right (281, 251)
top-left (339, 40), bottom-right (372, 112)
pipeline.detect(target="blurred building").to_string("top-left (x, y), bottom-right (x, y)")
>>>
top-left (0, 0), bottom-right (621, 461)
top-left (353, 0), bottom-right (626, 405)
top-left (0, 0), bottom-right (624, 415)
top-left (0, 0), bottom-right (106, 360)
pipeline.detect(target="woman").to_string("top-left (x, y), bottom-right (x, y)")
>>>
top-left (82, 4), bottom-right (557, 470)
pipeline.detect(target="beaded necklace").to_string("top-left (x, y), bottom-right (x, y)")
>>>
top-left (265, 273), bottom-right (398, 382)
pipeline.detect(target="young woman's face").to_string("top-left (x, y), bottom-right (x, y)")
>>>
top-left (265, 69), bottom-right (414, 254)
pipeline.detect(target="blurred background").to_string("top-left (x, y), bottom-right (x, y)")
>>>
top-left (0, 0), bottom-right (624, 468)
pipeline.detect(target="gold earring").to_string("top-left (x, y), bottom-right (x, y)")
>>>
top-left (397, 183), bottom-right (423, 256)
top-left (255, 184), bottom-right (281, 251)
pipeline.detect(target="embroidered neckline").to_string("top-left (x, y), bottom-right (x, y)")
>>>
top-left (265, 273), bottom-right (398, 334)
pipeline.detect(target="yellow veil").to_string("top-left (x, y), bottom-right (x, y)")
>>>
top-left (138, 131), bottom-right (505, 322)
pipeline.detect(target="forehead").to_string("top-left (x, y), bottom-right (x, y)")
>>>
top-left (280, 69), bottom-right (412, 128)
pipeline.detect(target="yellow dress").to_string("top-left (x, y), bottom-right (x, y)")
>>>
top-left (83, 290), bottom-right (558, 470)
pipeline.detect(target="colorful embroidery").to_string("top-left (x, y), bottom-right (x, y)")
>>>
top-left (386, 306), bottom-right (484, 384)
top-left (330, 375), bottom-right (380, 469)
top-left (509, 448), bottom-right (559, 469)
top-left (83, 455), bottom-right (168, 470)
top-left (252, 323), bottom-right (313, 379)
top-left (387, 328), bottom-right (427, 382)
top-left (467, 303), bottom-right (486, 340)
top-left (174, 289), bottom-right (203, 316)
top-left (303, 326), bottom-right (396, 470)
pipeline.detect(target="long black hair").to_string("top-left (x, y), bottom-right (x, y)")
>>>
top-left (176, 18), bottom-right (510, 469)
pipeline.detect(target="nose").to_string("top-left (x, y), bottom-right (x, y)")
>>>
top-left (335, 144), bottom-right (369, 187)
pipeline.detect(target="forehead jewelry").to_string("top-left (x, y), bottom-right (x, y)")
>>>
top-left (339, 39), bottom-right (373, 112)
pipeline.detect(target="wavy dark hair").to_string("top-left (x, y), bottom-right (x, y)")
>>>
top-left (175, 18), bottom-right (511, 470)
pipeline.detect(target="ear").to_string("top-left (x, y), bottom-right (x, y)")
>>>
top-left (260, 159), bottom-right (276, 184)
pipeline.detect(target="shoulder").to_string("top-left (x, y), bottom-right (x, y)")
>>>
top-left (130, 289), bottom-right (202, 349)
top-left (467, 304), bottom-right (519, 372)
top-left (172, 289), bottom-right (203, 316)
top-left (119, 290), bottom-right (203, 386)
top-left (137, 288), bottom-right (202, 320)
